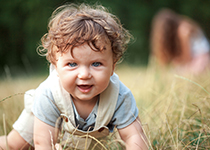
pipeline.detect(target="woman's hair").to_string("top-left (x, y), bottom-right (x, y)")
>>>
top-left (38, 3), bottom-right (132, 65)
top-left (151, 8), bottom-right (201, 65)
top-left (151, 9), bottom-right (181, 64)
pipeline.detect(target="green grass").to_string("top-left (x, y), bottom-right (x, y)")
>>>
top-left (1, 64), bottom-right (210, 149)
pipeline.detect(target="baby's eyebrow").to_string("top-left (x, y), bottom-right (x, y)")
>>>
top-left (92, 58), bottom-right (107, 63)
top-left (61, 57), bottom-right (75, 62)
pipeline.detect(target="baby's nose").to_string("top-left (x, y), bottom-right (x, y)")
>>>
top-left (78, 67), bottom-right (91, 79)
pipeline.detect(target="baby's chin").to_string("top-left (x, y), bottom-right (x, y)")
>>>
top-left (71, 94), bottom-right (99, 102)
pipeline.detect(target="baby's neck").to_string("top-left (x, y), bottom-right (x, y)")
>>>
top-left (72, 95), bottom-right (99, 120)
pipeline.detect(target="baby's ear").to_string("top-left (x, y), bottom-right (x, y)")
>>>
top-left (54, 66), bottom-right (60, 77)
top-left (52, 63), bottom-right (59, 77)
top-left (49, 64), bottom-right (56, 72)
top-left (111, 62), bottom-right (117, 76)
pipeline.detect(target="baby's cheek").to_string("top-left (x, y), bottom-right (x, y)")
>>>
top-left (60, 78), bottom-right (73, 92)
top-left (98, 78), bottom-right (110, 91)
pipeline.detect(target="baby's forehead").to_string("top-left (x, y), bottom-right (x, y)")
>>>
top-left (94, 35), bottom-right (112, 49)
top-left (71, 34), bottom-right (111, 52)
top-left (56, 42), bottom-right (113, 63)
top-left (72, 39), bottom-right (112, 55)
top-left (56, 37), bottom-right (112, 57)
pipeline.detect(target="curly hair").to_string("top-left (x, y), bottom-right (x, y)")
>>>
top-left (38, 3), bottom-right (132, 65)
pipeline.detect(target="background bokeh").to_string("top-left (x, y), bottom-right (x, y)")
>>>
top-left (1, 0), bottom-right (210, 76)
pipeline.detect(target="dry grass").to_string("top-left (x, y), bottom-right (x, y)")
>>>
top-left (116, 64), bottom-right (210, 149)
top-left (1, 64), bottom-right (210, 149)
top-left (0, 75), bottom-right (45, 134)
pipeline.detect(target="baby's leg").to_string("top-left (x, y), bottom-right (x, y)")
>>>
top-left (0, 129), bottom-right (34, 150)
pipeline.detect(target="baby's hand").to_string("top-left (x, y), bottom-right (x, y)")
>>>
top-left (55, 143), bottom-right (62, 150)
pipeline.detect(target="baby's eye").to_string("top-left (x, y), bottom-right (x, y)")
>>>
top-left (68, 62), bottom-right (77, 67)
top-left (92, 62), bottom-right (102, 67)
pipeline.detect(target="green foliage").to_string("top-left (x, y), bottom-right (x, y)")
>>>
top-left (1, 0), bottom-right (210, 76)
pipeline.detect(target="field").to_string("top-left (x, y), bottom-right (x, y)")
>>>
top-left (1, 64), bottom-right (210, 149)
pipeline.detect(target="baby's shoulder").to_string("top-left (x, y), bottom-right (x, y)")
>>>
top-left (35, 75), bottom-right (53, 95)
top-left (118, 80), bottom-right (132, 96)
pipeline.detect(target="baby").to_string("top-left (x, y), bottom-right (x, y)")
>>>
top-left (0, 3), bottom-right (148, 150)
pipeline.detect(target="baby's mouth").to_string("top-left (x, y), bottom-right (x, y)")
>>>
top-left (77, 85), bottom-right (93, 93)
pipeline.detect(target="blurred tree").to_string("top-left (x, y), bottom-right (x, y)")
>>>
top-left (0, 0), bottom-right (65, 76)
top-left (0, 0), bottom-right (210, 76)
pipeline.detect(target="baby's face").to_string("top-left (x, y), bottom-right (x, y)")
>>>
top-left (55, 42), bottom-right (115, 103)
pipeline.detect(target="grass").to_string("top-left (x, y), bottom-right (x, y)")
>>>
top-left (1, 64), bottom-right (210, 149)
top-left (0, 75), bottom-right (44, 134)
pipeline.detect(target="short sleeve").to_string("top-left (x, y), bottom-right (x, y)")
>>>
top-left (32, 79), bottom-right (60, 127)
top-left (191, 32), bottom-right (210, 57)
top-left (109, 81), bottom-right (139, 130)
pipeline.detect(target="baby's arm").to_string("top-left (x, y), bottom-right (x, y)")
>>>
top-left (0, 130), bottom-right (32, 150)
top-left (34, 117), bottom-right (57, 150)
top-left (118, 117), bottom-right (148, 150)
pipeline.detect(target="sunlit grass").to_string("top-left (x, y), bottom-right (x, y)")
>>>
top-left (116, 64), bottom-right (210, 149)
top-left (1, 64), bottom-right (210, 149)
top-left (0, 75), bottom-right (46, 134)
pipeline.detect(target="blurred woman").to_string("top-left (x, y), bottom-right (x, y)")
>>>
top-left (150, 8), bottom-right (210, 75)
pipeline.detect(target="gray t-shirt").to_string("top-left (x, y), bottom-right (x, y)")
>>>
top-left (191, 32), bottom-right (210, 57)
top-left (32, 74), bottom-right (139, 132)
